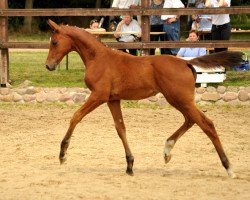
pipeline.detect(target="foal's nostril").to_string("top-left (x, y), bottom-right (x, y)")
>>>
top-left (46, 65), bottom-right (53, 71)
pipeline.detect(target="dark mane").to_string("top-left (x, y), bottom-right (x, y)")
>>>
top-left (60, 24), bottom-right (109, 49)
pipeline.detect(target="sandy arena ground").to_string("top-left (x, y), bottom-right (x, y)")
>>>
top-left (0, 104), bottom-right (249, 200)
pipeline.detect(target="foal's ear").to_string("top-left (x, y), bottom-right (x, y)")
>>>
top-left (47, 19), bottom-right (60, 32)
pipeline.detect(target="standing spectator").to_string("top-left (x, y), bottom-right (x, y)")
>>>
top-left (187, 0), bottom-right (197, 30)
top-left (150, 0), bottom-right (165, 55)
top-left (114, 14), bottom-right (141, 56)
top-left (111, 0), bottom-right (141, 25)
top-left (195, 0), bottom-right (212, 40)
top-left (205, 0), bottom-right (231, 52)
top-left (161, 0), bottom-right (185, 55)
top-left (111, 0), bottom-right (141, 9)
top-left (111, 0), bottom-right (141, 24)
top-left (177, 30), bottom-right (206, 57)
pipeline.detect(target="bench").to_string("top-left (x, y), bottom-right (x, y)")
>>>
top-left (182, 57), bottom-right (226, 87)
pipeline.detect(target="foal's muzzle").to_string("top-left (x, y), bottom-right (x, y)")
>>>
top-left (45, 64), bottom-right (56, 71)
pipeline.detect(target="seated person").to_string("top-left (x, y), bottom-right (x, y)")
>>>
top-left (177, 30), bottom-right (206, 57)
top-left (114, 14), bottom-right (141, 56)
top-left (85, 19), bottom-right (106, 32)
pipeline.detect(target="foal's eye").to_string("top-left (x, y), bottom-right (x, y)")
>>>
top-left (52, 40), bottom-right (58, 46)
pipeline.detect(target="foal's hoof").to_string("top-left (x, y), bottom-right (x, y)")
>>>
top-left (59, 156), bottom-right (67, 164)
top-left (164, 154), bottom-right (172, 164)
top-left (126, 169), bottom-right (134, 176)
top-left (227, 167), bottom-right (237, 179)
top-left (59, 152), bottom-right (67, 164)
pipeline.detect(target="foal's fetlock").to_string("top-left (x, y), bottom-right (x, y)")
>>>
top-left (163, 140), bottom-right (175, 164)
top-left (126, 167), bottom-right (134, 176)
top-left (224, 163), bottom-right (236, 178)
top-left (59, 151), bottom-right (67, 164)
top-left (126, 155), bottom-right (134, 176)
top-left (59, 139), bottom-right (69, 164)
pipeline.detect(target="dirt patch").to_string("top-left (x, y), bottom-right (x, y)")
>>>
top-left (0, 104), bottom-right (249, 200)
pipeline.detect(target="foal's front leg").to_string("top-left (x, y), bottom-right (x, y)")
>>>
top-left (59, 95), bottom-right (104, 164)
top-left (107, 100), bottom-right (134, 175)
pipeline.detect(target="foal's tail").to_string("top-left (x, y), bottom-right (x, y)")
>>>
top-left (188, 51), bottom-right (243, 69)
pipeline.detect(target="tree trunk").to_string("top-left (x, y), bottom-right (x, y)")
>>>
top-left (23, 0), bottom-right (34, 33)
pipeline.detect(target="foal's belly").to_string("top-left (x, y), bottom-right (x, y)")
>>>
top-left (109, 88), bottom-right (159, 100)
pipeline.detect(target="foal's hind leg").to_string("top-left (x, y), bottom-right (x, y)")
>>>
top-left (183, 103), bottom-right (235, 178)
top-left (107, 100), bottom-right (134, 175)
top-left (59, 95), bottom-right (104, 164)
top-left (164, 115), bottom-right (194, 163)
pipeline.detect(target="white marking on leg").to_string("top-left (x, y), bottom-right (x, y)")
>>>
top-left (227, 166), bottom-right (236, 178)
top-left (164, 140), bottom-right (175, 157)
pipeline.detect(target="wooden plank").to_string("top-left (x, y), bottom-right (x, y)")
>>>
top-left (1, 41), bottom-right (250, 49)
top-left (0, 7), bottom-right (250, 17)
top-left (86, 31), bottom-right (165, 35)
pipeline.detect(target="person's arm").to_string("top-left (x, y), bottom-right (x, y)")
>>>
top-left (177, 48), bottom-right (185, 57)
top-left (111, 0), bottom-right (119, 8)
top-left (218, 0), bottom-right (230, 7)
top-left (129, 0), bottom-right (141, 9)
top-left (114, 20), bottom-right (124, 38)
top-left (205, 0), bottom-right (212, 7)
top-left (162, 0), bottom-right (184, 22)
top-left (206, 0), bottom-right (229, 7)
top-left (199, 48), bottom-right (207, 56)
top-left (161, 0), bottom-right (172, 21)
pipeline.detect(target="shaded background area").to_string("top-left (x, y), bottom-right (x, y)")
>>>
top-left (7, 0), bottom-right (250, 35)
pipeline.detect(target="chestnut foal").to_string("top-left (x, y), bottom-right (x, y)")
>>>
top-left (45, 20), bottom-right (242, 177)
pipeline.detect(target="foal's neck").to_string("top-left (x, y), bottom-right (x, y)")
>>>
top-left (66, 27), bottom-right (106, 65)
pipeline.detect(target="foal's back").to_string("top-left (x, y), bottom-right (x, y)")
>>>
top-left (106, 52), bottom-right (196, 101)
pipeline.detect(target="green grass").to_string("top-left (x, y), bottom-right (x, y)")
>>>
top-left (9, 51), bottom-right (86, 87)
top-left (9, 50), bottom-right (250, 88)
top-left (8, 32), bottom-right (51, 42)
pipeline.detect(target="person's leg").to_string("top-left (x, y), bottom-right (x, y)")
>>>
top-left (212, 25), bottom-right (220, 53)
top-left (170, 20), bottom-right (181, 55)
top-left (212, 24), bottom-right (227, 53)
top-left (128, 49), bottom-right (137, 56)
top-left (162, 23), bottom-right (173, 55)
top-left (219, 23), bottom-right (231, 52)
top-left (150, 25), bottom-right (158, 55)
top-left (159, 24), bottom-right (165, 55)
top-left (163, 21), bottom-right (180, 55)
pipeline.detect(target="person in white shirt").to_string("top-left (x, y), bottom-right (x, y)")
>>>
top-left (161, 0), bottom-right (185, 55)
top-left (205, 0), bottom-right (231, 52)
top-left (111, 0), bottom-right (141, 26)
top-left (111, 0), bottom-right (141, 9)
top-left (114, 14), bottom-right (141, 56)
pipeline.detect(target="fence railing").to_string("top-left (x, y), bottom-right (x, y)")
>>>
top-left (1, 0), bottom-right (250, 87)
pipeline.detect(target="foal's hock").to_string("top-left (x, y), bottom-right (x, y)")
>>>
top-left (45, 19), bottom-right (242, 177)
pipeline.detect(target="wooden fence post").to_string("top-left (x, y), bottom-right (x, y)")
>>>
top-left (0, 0), bottom-right (9, 87)
top-left (141, 0), bottom-right (150, 55)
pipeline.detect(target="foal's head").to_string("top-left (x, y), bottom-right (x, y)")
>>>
top-left (45, 20), bottom-right (73, 71)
